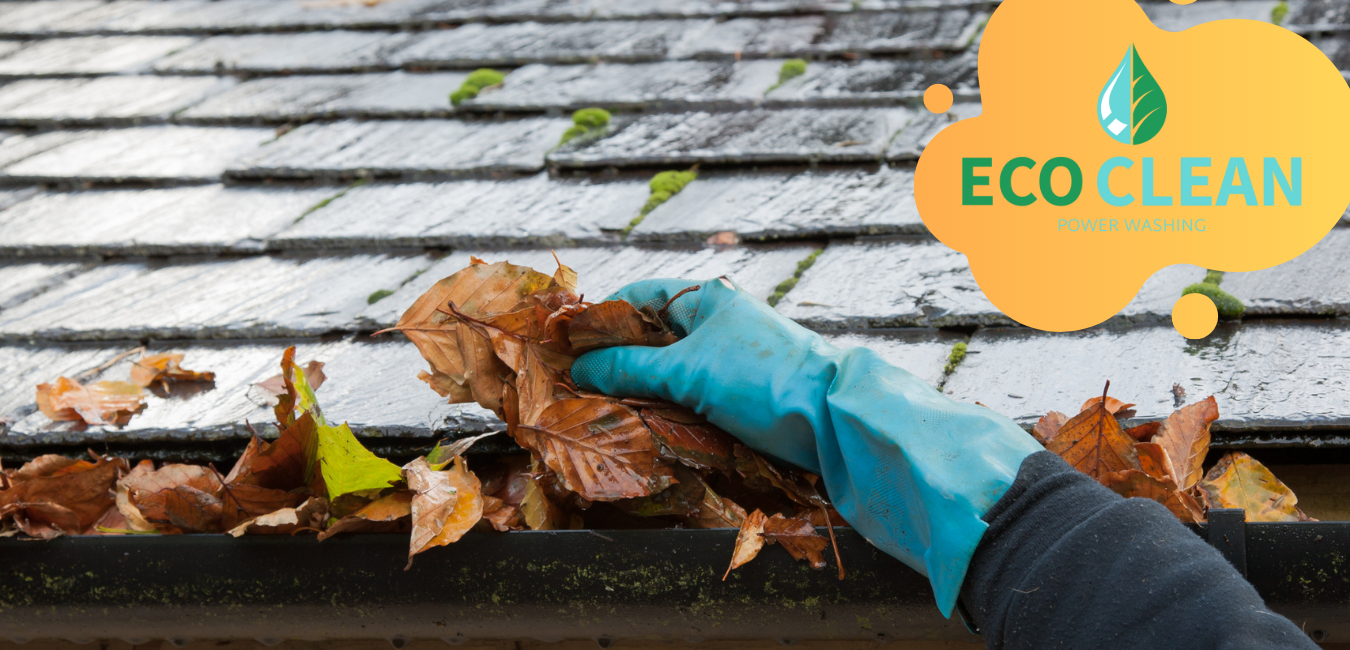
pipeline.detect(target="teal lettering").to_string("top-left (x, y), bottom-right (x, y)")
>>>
top-left (1180, 157), bottom-right (1212, 207)
top-left (1142, 158), bottom-right (1172, 206)
top-left (1217, 158), bottom-right (1257, 206)
top-left (1264, 157), bottom-right (1302, 206)
top-left (1097, 157), bottom-right (1134, 207)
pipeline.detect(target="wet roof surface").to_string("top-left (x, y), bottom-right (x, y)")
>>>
top-left (0, 0), bottom-right (1346, 460)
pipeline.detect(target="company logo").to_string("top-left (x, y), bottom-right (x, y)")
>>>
top-left (913, 0), bottom-right (1350, 335)
top-left (1099, 45), bottom-right (1167, 145)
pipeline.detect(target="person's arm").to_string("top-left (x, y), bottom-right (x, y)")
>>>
top-left (964, 451), bottom-right (1317, 649)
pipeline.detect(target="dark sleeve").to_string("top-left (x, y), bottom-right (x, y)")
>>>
top-left (960, 451), bottom-right (1317, 650)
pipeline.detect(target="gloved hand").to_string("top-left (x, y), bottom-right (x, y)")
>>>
top-left (571, 277), bottom-right (1043, 617)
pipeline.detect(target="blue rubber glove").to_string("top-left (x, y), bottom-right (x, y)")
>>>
top-left (571, 277), bottom-right (1043, 617)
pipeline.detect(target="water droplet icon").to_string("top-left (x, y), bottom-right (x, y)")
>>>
top-left (1098, 45), bottom-right (1168, 145)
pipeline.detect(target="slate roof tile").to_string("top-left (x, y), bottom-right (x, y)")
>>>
top-left (359, 244), bottom-right (816, 328)
top-left (764, 55), bottom-right (980, 106)
top-left (152, 31), bottom-right (417, 74)
top-left (0, 126), bottom-right (273, 185)
top-left (0, 261), bottom-right (90, 311)
top-left (271, 174), bottom-right (643, 250)
top-left (943, 320), bottom-right (1350, 432)
top-left (0, 0), bottom-right (152, 36)
top-left (1282, 0), bottom-right (1349, 32)
top-left (0, 35), bottom-right (198, 77)
top-left (0, 76), bottom-right (233, 126)
top-left (0, 254), bottom-right (434, 341)
top-left (666, 16), bottom-right (827, 58)
top-left (394, 20), bottom-right (704, 67)
top-left (548, 108), bottom-right (914, 168)
top-left (886, 101), bottom-right (980, 160)
top-left (461, 60), bottom-right (783, 112)
top-left (1314, 34), bottom-right (1349, 75)
top-left (631, 165), bottom-right (925, 242)
top-left (812, 8), bottom-right (987, 53)
top-left (0, 185), bottom-right (332, 256)
top-left (94, 0), bottom-right (444, 34)
top-left (1222, 228), bottom-right (1350, 317)
top-left (229, 118), bottom-right (569, 180)
top-left (177, 72), bottom-right (463, 123)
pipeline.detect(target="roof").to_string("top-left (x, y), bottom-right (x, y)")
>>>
top-left (0, 0), bottom-right (1346, 463)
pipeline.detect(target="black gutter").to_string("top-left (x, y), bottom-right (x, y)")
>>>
top-left (1, 523), bottom-right (1347, 644)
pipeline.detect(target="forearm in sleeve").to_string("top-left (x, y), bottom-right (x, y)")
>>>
top-left (960, 451), bottom-right (1317, 650)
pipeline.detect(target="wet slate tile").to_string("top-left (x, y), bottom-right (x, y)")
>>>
top-left (271, 174), bottom-right (644, 250)
top-left (886, 101), bottom-right (981, 160)
top-left (153, 31), bottom-right (416, 74)
top-left (0, 253), bottom-right (434, 341)
top-left (0, 126), bottom-right (272, 184)
top-left (360, 244), bottom-right (816, 328)
top-left (97, 0), bottom-right (442, 33)
top-left (0, 186), bottom-right (39, 211)
top-left (631, 165), bottom-right (927, 242)
top-left (0, 76), bottom-right (232, 126)
top-left (549, 108), bottom-right (914, 168)
top-left (0, 130), bottom-right (86, 169)
top-left (393, 20), bottom-right (705, 67)
top-left (230, 118), bottom-right (569, 180)
top-left (823, 329), bottom-right (966, 389)
top-left (812, 8), bottom-right (987, 53)
top-left (776, 236), bottom-right (1005, 329)
top-left (1222, 228), bottom-right (1350, 317)
top-left (1315, 35), bottom-right (1350, 75)
top-left (178, 72), bottom-right (463, 123)
top-left (667, 16), bottom-right (826, 58)
top-left (463, 60), bottom-right (782, 112)
top-left (943, 321), bottom-right (1350, 431)
top-left (1288, 0), bottom-right (1350, 32)
top-left (765, 55), bottom-right (979, 107)
top-left (0, 337), bottom-right (500, 445)
top-left (0, 185), bottom-right (331, 256)
top-left (0, 261), bottom-right (90, 311)
top-left (0, 0), bottom-right (148, 36)
top-left (0, 36), bottom-right (197, 76)
top-left (1117, 265), bottom-right (1207, 324)
top-left (1140, 0), bottom-right (1283, 32)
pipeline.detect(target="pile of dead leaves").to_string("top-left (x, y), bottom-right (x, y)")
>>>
top-left (385, 256), bottom-right (845, 577)
top-left (36, 349), bottom-right (215, 427)
top-left (1037, 382), bottom-right (1311, 523)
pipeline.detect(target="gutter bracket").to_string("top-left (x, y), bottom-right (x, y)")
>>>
top-left (1206, 508), bottom-right (1248, 577)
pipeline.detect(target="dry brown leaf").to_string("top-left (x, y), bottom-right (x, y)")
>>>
top-left (1134, 442), bottom-right (1177, 483)
top-left (124, 464), bottom-right (224, 534)
top-left (162, 485), bottom-right (223, 533)
top-left (37, 377), bottom-right (144, 426)
top-left (1045, 383), bottom-right (1140, 480)
top-left (1151, 396), bottom-right (1218, 491)
top-left (761, 513), bottom-right (829, 569)
top-left (641, 407), bottom-right (737, 471)
top-left (417, 369), bottom-right (474, 403)
top-left (568, 300), bottom-right (679, 353)
top-left (481, 496), bottom-right (521, 531)
top-left (1102, 469), bottom-right (1204, 523)
top-left (130, 353), bottom-right (215, 389)
top-left (1125, 421), bottom-right (1161, 442)
top-left (517, 398), bottom-right (674, 500)
top-left (252, 360), bottom-right (326, 409)
top-left (1079, 395), bottom-right (1137, 418)
top-left (230, 496), bottom-right (330, 537)
top-left (219, 483), bottom-right (308, 529)
top-left (724, 509), bottom-right (768, 579)
top-left (1197, 452), bottom-right (1304, 522)
top-left (405, 456), bottom-right (483, 568)
top-left (115, 460), bottom-right (157, 532)
top-left (1032, 411), bottom-right (1069, 444)
top-left (319, 491), bottom-right (411, 539)
top-left (0, 453), bottom-right (124, 536)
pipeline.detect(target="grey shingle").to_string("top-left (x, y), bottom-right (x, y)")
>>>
top-left (631, 166), bottom-right (927, 242)
top-left (0, 0), bottom-right (150, 36)
top-left (229, 118), bottom-right (569, 181)
top-left (178, 72), bottom-right (463, 123)
top-left (0, 130), bottom-right (86, 170)
top-left (0, 36), bottom-right (197, 76)
top-left (152, 31), bottom-right (415, 74)
top-left (0, 186), bottom-right (38, 211)
top-left (886, 101), bottom-right (980, 160)
top-left (1139, 0), bottom-right (1283, 32)
top-left (271, 175), bottom-right (643, 250)
top-left (548, 108), bottom-right (914, 168)
top-left (765, 55), bottom-right (979, 107)
top-left (666, 16), bottom-right (826, 58)
top-left (0, 337), bottom-right (501, 445)
top-left (0, 185), bottom-right (331, 256)
top-left (0, 261), bottom-right (90, 311)
top-left (824, 329), bottom-right (966, 389)
top-left (813, 8), bottom-right (987, 53)
top-left (0, 76), bottom-right (232, 126)
top-left (943, 320), bottom-right (1350, 432)
top-left (97, 0), bottom-right (443, 34)
top-left (0, 254), bottom-right (435, 341)
top-left (1222, 228), bottom-right (1350, 317)
top-left (0, 126), bottom-right (272, 184)
top-left (1315, 34), bottom-right (1350, 75)
top-left (359, 244), bottom-right (816, 328)
top-left (395, 20), bottom-right (703, 67)
top-left (1288, 0), bottom-right (1350, 31)
top-left (462, 60), bottom-right (782, 112)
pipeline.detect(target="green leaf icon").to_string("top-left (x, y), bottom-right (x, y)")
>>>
top-left (1098, 45), bottom-right (1168, 145)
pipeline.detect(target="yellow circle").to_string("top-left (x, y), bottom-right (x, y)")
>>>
top-left (923, 84), bottom-right (954, 114)
top-left (1172, 293), bottom-right (1218, 339)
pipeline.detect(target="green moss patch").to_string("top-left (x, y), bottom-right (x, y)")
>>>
top-left (943, 341), bottom-right (968, 375)
top-left (1271, 0), bottom-right (1289, 26)
top-left (1203, 269), bottom-right (1224, 286)
top-left (450, 68), bottom-right (506, 106)
top-left (367, 289), bottom-right (395, 305)
top-left (624, 169), bottom-right (698, 235)
top-left (767, 248), bottom-right (822, 306)
top-left (1183, 283), bottom-right (1245, 319)
top-left (767, 59), bottom-right (808, 93)
top-left (558, 107), bottom-right (612, 147)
